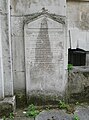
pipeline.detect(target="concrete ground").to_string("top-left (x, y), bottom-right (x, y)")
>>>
top-left (0, 104), bottom-right (89, 120)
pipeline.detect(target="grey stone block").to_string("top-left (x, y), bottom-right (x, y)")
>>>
top-left (0, 96), bottom-right (16, 117)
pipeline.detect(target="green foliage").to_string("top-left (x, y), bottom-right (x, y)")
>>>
top-left (68, 64), bottom-right (73, 71)
top-left (9, 113), bottom-right (14, 120)
top-left (73, 114), bottom-right (80, 120)
top-left (46, 106), bottom-right (50, 111)
top-left (26, 104), bottom-right (40, 118)
top-left (3, 116), bottom-right (6, 120)
top-left (2, 112), bottom-right (14, 120)
top-left (58, 100), bottom-right (69, 109)
top-left (76, 102), bottom-right (79, 105)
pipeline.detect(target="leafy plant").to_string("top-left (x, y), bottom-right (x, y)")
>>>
top-left (58, 100), bottom-right (69, 109)
top-left (9, 112), bottom-right (14, 120)
top-left (68, 64), bottom-right (73, 71)
top-left (26, 104), bottom-right (40, 118)
top-left (76, 102), bottom-right (79, 105)
top-left (2, 112), bottom-right (14, 120)
top-left (46, 106), bottom-right (50, 111)
top-left (3, 116), bottom-right (6, 120)
top-left (73, 114), bottom-right (80, 120)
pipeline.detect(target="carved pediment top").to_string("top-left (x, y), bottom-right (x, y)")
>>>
top-left (24, 9), bottom-right (66, 25)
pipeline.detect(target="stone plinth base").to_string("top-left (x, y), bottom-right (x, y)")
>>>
top-left (27, 90), bottom-right (65, 105)
top-left (0, 96), bottom-right (16, 117)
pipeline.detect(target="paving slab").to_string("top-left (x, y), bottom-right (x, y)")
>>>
top-left (1, 105), bottom-right (89, 120)
top-left (35, 106), bottom-right (89, 120)
top-left (35, 110), bottom-right (73, 120)
top-left (13, 117), bottom-right (34, 120)
top-left (74, 106), bottom-right (89, 120)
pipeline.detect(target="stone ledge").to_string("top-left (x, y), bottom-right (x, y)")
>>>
top-left (0, 96), bottom-right (16, 117)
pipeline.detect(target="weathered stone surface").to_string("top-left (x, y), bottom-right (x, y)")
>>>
top-left (15, 90), bottom-right (27, 108)
top-left (75, 106), bottom-right (89, 120)
top-left (13, 118), bottom-right (34, 120)
top-left (1, 14), bottom-right (13, 96)
top-left (11, 17), bottom-right (26, 91)
top-left (36, 107), bottom-right (89, 120)
top-left (0, 13), bottom-right (4, 99)
top-left (13, 71), bottom-right (26, 91)
top-left (10, 0), bottom-right (67, 102)
top-left (1, 105), bottom-right (89, 120)
top-left (10, 0), bottom-right (67, 95)
top-left (0, 0), bottom-right (13, 97)
top-left (67, 1), bottom-right (89, 66)
top-left (67, 1), bottom-right (89, 30)
top-left (35, 110), bottom-right (73, 120)
top-left (0, 96), bottom-right (16, 117)
top-left (24, 11), bottom-right (67, 102)
top-left (11, 0), bottom-right (66, 16)
top-left (68, 68), bottom-right (89, 103)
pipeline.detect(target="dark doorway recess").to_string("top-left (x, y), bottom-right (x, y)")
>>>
top-left (68, 48), bottom-right (86, 66)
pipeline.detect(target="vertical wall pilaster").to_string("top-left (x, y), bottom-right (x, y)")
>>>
top-left (0, 0), bottom-right (13, 98)
top-left (3, 0), bottom-right (13, 96)
top-left (0, 11), bottom-right (4, 99)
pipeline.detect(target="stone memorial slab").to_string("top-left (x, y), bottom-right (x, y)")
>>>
top-left (24, 11), bottom-right (67, 100)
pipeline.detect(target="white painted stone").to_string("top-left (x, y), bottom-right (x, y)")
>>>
top-left (24, 14), bottom-right (67, 97)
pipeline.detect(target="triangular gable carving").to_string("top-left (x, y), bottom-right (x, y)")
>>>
top-left (24, 8), bottom-right (65, 25)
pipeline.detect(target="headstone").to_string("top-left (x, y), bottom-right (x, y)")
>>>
top-left (24, 8), bottom-right (67, 101)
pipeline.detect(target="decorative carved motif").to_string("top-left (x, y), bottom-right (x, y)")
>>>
top-left (24, 8), bottom-right (65, 25)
